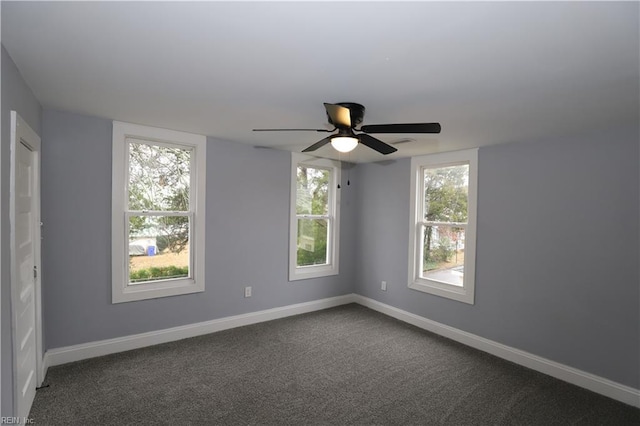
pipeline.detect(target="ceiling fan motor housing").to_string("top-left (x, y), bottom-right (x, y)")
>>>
top-left (327, 102), bottom-right (365, 127)
top-left (255, 101), bottom-right (439, 155)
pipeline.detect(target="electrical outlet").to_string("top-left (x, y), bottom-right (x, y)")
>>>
top-left (244, 286), bottom-right (252, 298)
top-left (381, 281), bottom-right (387, 291)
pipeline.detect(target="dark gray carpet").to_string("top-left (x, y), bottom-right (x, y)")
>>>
top-left (30, 304), bottom-right (639, 425)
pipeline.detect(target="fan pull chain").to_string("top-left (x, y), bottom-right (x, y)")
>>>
top-left (337, 151), bottom-right (342, 189)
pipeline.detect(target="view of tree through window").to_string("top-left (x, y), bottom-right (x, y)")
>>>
top-left (296, 166), bottom-right (330, 267)
top-left (127, 141), bottom-right (192, 283)
top-left (422, 164), bottom-right (469, 286)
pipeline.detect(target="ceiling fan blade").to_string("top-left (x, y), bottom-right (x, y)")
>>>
top-left (324, 103), bottom-right (351, 128)
top-left (359, 134), bottom-right (398, 155)
top-left (253, 128), bottom-right (332, 132)
top-left (390, 138), bottom-right (416, 145)
top-left (360, 123), bottom-right (441, 134)
top-left (302, 136), bottom-right (332, 153)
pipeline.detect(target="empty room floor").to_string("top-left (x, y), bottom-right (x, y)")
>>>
top-left (30, 304), bottom-right (639, 425)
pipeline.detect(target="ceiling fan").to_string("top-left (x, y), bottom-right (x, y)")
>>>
top-left (253, 102), bottom-right (441, 155)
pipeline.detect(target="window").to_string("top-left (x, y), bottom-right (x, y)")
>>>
top-left (408, 149), bottom-right (478, 304)
top-left (289, 153), bottom-right (340, 280)
top-left (112, 121), bottom-right (206, 303)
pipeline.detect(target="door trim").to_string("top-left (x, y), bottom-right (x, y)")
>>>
top-left (10, 111), bottom-right (43, 417)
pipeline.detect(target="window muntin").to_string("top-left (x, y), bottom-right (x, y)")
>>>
top-left (289, 154), bottom-right (340, 280)
top-left (127, 140), bottom-right (194, 285)
top-left (296, 165), bottom-right (331, 268)
top-left (409, 149), bottom-right (477, 304)
top-left (421, 164), bottom-right (468, 286)
top-left (112, 122), bottom-right (206, 303)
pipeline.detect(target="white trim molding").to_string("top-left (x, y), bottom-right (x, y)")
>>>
top-left (408, 149), bottom-right (478, 305)
top-left (353, 295), bottom-right (640, 408)
top-left (45, 294), bottom-right (356, 367)
top-left (111, 121), bottom-right (207, 303)
top-left (289, 153), bottom-right (341, 281)
top-left (43, 293), bottom-right (639, 408)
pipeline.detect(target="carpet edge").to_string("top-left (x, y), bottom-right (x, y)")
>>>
top-left (43, 294), bottom-right (356, 372)
top-left (353, 294), bottom-right (640, 408)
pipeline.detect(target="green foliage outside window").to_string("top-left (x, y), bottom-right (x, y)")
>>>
top-left (130, 265), bottom-right (189, 283)
top-left (128, 143), bottom-right (191, 254)
top-left (423, 165), bottom-right (468, 266)
top-left (128, 142), bottom-right (192, 282)
top-left (296, 166), bottom-right (330, 267)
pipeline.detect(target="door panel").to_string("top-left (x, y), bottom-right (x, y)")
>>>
top-left (14, 141), bottom-right (37, 418)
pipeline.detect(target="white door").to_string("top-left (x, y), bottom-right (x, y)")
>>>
top-left (10, 111), bottom-right (42, 419)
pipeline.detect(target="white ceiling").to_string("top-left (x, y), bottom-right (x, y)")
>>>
top-left (2, 1), bottom-right (638, 163)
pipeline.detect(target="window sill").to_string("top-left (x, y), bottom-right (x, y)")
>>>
top-left (112, 278), bottom-right (204, 303)
top-left (289, 265), bottom-right (339, 281)
top-left (408, 279), bottom-right (474, 305)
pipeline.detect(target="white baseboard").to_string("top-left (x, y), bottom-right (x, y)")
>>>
top-left (43, 292), bottom-right (639, 408)
top-left (353, 295), bottom-right (640, 408)
top-left (40, 354), bottom-right (49, 387)
top-left (45, 294), bottom-right (356, 368)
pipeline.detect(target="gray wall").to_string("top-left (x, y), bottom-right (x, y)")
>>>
top-left (34, 107), bottom-right (640, 393)
top-left (3, 42), bottom-right (638, 418)
top-left (1, 45), bottom-right (43, 417)
top-left (354, 128), bottom-right (639, 388)
top-left (41, 109), bottom-right (356, 349)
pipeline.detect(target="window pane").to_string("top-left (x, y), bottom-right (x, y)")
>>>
top-left (421, 225), bottom-right (465, 287)
top-left (128, 141), bottom-right (191, 211)
top-left (296, 166), bottom-right (330, 215)
top-left (296, 218), bottom-right (329, 266)
top-left (129, 215), bottom-right (190, 284)
top-left (424, 164), bottom-right (468, 223)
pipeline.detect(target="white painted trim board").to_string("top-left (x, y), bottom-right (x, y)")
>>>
top-left (43, 293), bottom-right (639, 408)
top-left (353, 295), bottom-right (640, 408)
top-left (45, 294), bottom-right (356, 368)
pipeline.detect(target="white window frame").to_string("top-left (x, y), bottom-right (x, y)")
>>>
top-left (112, 121), bottom-right (206, 303)
top-left (408, 149), bottom-right (478, 304)
top-left (289, 153), bottom-right (341, 281)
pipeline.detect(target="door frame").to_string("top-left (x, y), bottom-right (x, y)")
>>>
top-left (9, 110), bottom-right (44, 416)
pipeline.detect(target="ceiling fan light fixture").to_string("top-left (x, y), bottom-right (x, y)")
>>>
top-left (330, 136), bottom-right (358, 153)
top-left (255, 102), bottom-right (439, 155)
